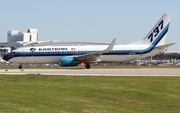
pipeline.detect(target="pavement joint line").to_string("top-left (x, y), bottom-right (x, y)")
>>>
top-left (0, 73), bottom-right (180, 76)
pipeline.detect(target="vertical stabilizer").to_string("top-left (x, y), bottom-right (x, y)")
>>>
top-left (129, 13), bottom-right (171, 46)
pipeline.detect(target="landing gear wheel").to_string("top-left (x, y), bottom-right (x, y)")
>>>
top-left (85, 64), bottom-right (91, 69)
top-left (19, 65), bottom-right (22, 69)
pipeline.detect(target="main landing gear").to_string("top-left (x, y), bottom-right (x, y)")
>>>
top-left (19, 65), bottom-right (22, 69)
top-left (85, 64), bottom-right (91, 69)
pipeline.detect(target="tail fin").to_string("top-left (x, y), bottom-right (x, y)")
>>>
top-left (129, 13), bottom-right (171, 46)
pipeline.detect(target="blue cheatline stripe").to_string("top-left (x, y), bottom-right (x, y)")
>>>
top-left (4, 23), bottom-right (169, 61)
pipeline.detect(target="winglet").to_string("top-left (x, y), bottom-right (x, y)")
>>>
top-left (76, 38), bottom-right (116, 61)
top-left (102, 38), bottom-right (116, 53)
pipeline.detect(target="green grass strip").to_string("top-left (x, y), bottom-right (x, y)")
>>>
top-left (0, 75), bottom-right (180, 113)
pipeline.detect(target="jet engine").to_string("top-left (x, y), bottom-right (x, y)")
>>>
top-left (59, 57), bottom-right (78, 66)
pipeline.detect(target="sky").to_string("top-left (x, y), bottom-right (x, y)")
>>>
top-left (0, 0), bottom-right (180, 50)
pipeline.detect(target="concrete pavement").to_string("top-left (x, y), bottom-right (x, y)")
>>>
top-left (0, 68), bottom-right (180, 76)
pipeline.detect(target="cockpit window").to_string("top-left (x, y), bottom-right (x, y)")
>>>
top-left (11, 52), bottom-right (16, 54)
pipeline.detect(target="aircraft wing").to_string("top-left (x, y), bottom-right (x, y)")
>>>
top-left (76, 38), bottom-right (116, 61)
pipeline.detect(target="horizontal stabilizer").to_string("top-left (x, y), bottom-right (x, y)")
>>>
top-left (154, 43), bottom-right (175, 49)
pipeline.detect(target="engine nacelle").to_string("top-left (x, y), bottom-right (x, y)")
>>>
top-left (59, 57), bottom-right (78, 66)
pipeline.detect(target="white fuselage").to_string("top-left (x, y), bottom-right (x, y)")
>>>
top-left (7, 44), bottom-right (164, 64)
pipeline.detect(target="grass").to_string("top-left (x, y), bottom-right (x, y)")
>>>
top-left (0, 75), bottom-right (180, 113)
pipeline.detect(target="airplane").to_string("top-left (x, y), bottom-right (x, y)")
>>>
top-left (3, 13), bottom-right (175, 69)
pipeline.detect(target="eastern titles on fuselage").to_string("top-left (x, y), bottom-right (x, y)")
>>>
top-left (30, 47), bottom-right (68, 52)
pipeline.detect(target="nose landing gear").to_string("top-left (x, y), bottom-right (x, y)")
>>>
top-left (19, 65), bottom-right (22, 69)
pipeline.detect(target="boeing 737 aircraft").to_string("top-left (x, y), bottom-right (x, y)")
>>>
top-left (3, 13), bottom-right (175, 69)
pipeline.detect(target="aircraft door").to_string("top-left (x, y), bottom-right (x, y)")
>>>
top-left (139, 47), bottom-right (143, 56)
top-left (73, 51), bottom-right (81, 57)
top-left (73, 51), bottom-right (78, 57)
top-left (21, 51), bottom-right (27, 63)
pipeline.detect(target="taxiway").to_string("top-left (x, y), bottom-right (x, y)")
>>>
top-left (0, 68), bottom-right (180, 76)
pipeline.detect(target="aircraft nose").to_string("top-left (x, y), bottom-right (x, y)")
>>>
top-left (3, 55), bottom-right (9, 61)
